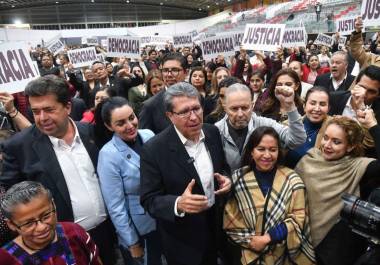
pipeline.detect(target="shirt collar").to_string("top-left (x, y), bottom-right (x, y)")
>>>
top-left (48, 119), bottom-right (81, 148)
top-left (330, 71), bottom-right (347, 82)
top-left (174, 125), bottom-right (205, 146)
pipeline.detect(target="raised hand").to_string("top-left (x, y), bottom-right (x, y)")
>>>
top-left (357, 108), bottom-right (377, 129)
top-left (275, 86), bottom-right (296, 112)
top-left (355, 16), bottom-right (363, 33)
top-left (177, 179), bottom-right (208, 214)
top-left (351, 84), bottom-right (366, 110)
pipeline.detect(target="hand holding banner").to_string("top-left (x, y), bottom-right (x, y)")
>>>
top-left (241, 24), bottom-right (286, 51)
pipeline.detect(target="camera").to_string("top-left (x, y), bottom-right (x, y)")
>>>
top-left (341, 193), bottom-right (380, 244)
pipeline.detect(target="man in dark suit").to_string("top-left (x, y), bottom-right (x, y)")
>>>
top-left (0, 75), bottom-right (115, 265)
top-left (329, 65), bottom-right (380, 121)
top-left (139, 53), bottom-right (187, 133)
top-left (140, 82), bottom-right (231, 265)
top-left (314, 51), bottom-right (355, 92)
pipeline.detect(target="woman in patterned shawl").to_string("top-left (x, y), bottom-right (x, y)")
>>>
top-left (224, 126), bottom-right (315, 265)
top-left (0, 181), bottom-right (102, 265)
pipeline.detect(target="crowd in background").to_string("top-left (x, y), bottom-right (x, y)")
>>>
top-left (0, 16), bottom-right (379, 265)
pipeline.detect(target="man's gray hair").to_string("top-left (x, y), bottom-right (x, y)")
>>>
top-left (332, 51), bottom-right (349, 64)
top-left (225, 83), bottom-right (253, 100)
top-left (1, 181), bottom-right (52, 219)
top-left (164, 82), bottom-right (201, 112)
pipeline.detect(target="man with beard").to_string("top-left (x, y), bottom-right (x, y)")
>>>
top-left (215, 83), bottom-right (306, 171)
top-left (314, 51), bottom-right (355, 92)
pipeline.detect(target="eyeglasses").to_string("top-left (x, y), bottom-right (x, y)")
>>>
top-left (161, 68), bottom-right (183, 76)
top-left (11, 203), bottom-right (56, 232)
top-left (172, 106), bottom-right (203, 118)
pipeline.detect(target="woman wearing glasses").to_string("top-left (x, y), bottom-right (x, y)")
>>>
top-left (0, 181), bottom-right (102, 265)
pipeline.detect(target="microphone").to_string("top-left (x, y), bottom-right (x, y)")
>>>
top-left (187, 157), bottom-right (195, 164)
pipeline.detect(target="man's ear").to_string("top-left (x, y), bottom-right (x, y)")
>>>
top-left (166, 111), bottom-right (174, 122)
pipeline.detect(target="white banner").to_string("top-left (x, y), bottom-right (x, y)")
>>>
top-left (107, 36), bottom-right (140, 58)
top-left (201, 34), bottom-right (236, 60)
top-left (282, 27), bottom-right (308, 48)
top-left (82, 37), bottom-right (98, 46)
top-left (335, 16), bottom-right (356, 35)
top-left (0, 42), bottom-right (40, 93)
top-left (46, 35), bottom-right (65, 55)
top-left (230, 31), bottom-right (244, 51)
top-left (338, 36), bottom-right (347, 49)
top-left (140, 36), bottom-right (172, 47)
top-left (241, 23), bottom-right (286, 51)
top-left (361, 0), bottom-right (380, 27)
top-left (173, 34), bottom-right (193, 48)
top-left (101, 39), bottom-right (108, 48)
top-left (67, 47), bottom-right (98, 68)
top-left (314, 33), bottom-right (334, 47)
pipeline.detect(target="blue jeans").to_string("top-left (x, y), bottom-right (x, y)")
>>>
top-left (120, 230), bottom-right (163, 265)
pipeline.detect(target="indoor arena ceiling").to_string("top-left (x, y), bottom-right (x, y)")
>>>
top-left (0, 0), bottom-right (238, 25)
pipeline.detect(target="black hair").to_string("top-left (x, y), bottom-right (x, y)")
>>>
top-left (24, 75), bottom-right (71, 105)
top-left (356, 65), bottom-right (380, 86)
top-left (241, 126), bottom-right (283, 168)
top-left (101, 96), bottom-right (131, 127)
top-left (160, 52), bottom-right (187, 69)
top-left (304, 86), bottom-right (330, 103)
top-left (218, 76), bottom-right (242, 90)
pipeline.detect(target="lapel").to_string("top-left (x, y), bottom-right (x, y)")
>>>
top-left (167, 126), bottom-right (205, 194)
top-left (31, 129), bottom-right (72, 208)
top-left (203, 125), bottom-right (219, 173)
top-left (112, 134), bottom-right (140, 169)
top-left (76, 123), bottom-right (98, 168)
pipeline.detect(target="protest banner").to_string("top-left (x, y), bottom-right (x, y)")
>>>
top-left (82, 37), bottom-right (98, 46)
top-left (46, 35), bottom-right (65, 55)
top-left (230, 31), bottom-right (244, 51)
top-left (201, 34), bottom-right (236, 60)
top-left (241, 23), bottom-right (286, 51)
top-left (67, 47), bottom-right (97, 68)
top-left (282, 27), bottom-right (307, 48)
top-left (338, 36), bottom-right (347, 49)
top-left (107, 36), bottom-right (140, 58)
top-left (101, 39), bottom-right (108, 48)
top-left (314, 33), bottom-right (334, 47)
top-left (173, 34), bottom-right (193, 48)
top-left (0, 42), bottom-right (40, 93)
top-left (361, 0), bottom-right (380, 27)
top-left (335, 16), bottom-right (357, 35)
top-left (140, 36), bottom-right (172, 47)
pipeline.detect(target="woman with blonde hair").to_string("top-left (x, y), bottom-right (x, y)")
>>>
top-left (295, 112), bottom-right (380, 265)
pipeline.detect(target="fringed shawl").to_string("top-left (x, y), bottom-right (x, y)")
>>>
top-left (295, 148), bottom-right (374, 247)
top-left (224, 166), bottom-right (315, 265)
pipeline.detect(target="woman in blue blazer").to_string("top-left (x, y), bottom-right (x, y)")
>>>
top-left (97, 96), bottom-right (161, 265)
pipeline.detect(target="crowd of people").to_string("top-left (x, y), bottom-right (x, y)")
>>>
top-left (0, 15), bottom-right (379, 265)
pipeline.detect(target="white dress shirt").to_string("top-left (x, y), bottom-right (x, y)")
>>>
top-left (49, 121), bottom-right (107, 230)
top-left (173, 127), bottom-right (215, 216)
